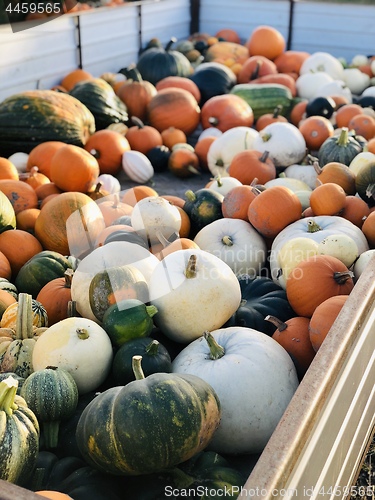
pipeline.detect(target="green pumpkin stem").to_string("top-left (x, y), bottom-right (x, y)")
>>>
top-left (64, 269), bottom-right (74, 288)
top-left (76, 328), bottom-right (89, 340)
top-left (146, 305), bottom-right (158, 318)
top-left (185, 190), bottom-right (196, 202)
top-left (260, 151), bottom-right (270, 163)
top-left (0, 377), bottom-right (18, 416)
top-left (145, 340), bottom-right (160, 356)
top-left (131, 116), bottom-right (145, 129)
top-left (222, 235), bottom-right (233, 246)
top-left (42, 420), bottom-right (60, 450)
top-left (17, 293), bottom-right (34, 340)
top-left (132, 355), bottom-right (145, 380)
top-left (337, 127), bottom-right (349, 146)
top-left (67, 300), bottom-right (77, 318)
top-left (307, 219), bottom-right (322, 233)
top-left (214, 175), bottom-right (223, 187)
top-left (265, 315), bottom-right (287, 331)
top-left (204, 331), bottom-right (225, 360)
top-left (185, 255), bottom-right (197, 279)
top-left (333, 271), bottom-right (354, 284)
top-left (365, 183), bottom-right (375, 200)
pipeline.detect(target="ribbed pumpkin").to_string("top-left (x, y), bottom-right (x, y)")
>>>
top-left (125, 117), bottom-right (163, 155)
top-left (20, 366), bottom-right (79, 449)
top-left (34, 192), bottom-right (106, 258)
top-left (286, 254), bottom-right (354, 317)
top-left (136, 38), bottom-right (193, 85)
top-left (75, 357), bottom-right (221, 475)
top-left (116, 65), bottom-right (157, 121)
top-left (318, 127), bottom-right (363, 167)
top-left (69, 78), bottom-right (128, 130)
top-left (148, 88), bottom-right (201, 136)
top-left (0, 90), bottom-right (95, 157)
top-left (0, 376), bottom-right (39, 486)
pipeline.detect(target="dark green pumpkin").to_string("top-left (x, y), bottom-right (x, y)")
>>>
top-left (0, 277), bottom-right (18, 299)
top-left (20, 366), bottom-right (79, 450)
top-left (136, 38), bottom-right (193, 86)
top-left (112, 336), bottom-right (171, 385)
top-left (75, 360), bottom-right (221, 476)
top-left (0, 90), bottom-right (95, 157)
top-left (15, 251), bottom-right (73, 299)
top-left (318, 127), bottom-right (363, 167)
top-left (355, 161), bottom-right (375, 207)
top-left (102, 298), bottom-right (158, 347)
top-left (0, 190), bottom-right (16, 233)
top-left (89, 265), bottom-right (149, 322)
top-left (0, 376), bottom-right (40, 486)
top-left (183, 188), bottom-right (224, 236)
top-left (224, 274), bottom-right (296, 336)
top-left (70, 78), bottom-right (128, 130)
top-left (103, 228), bottom-right (148, 248)
top-left (146, 145), bottom-right (171, 172)
top-left (190, 62), bottom-right (237, 104)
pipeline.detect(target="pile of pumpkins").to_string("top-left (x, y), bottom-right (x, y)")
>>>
top-left (0, 24), bottom-right (375, 500)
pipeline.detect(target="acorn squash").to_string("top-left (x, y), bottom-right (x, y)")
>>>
top-left (318, 127), bottom-right (363, 167)
top-left (0, 90), bottom-right (96, 157)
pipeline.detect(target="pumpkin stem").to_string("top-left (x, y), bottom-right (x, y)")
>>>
top-left (222, 235), bottom-right (233, 246)
top-left (0, 376), bottom-right (18, 416)
top-left (208, 116), bottom-right (219, 126)
top-left (16, 293), bottom-right (34, 340)
top-left (131, 116), bottom-right (145, 129)
top-left (265, 315), bottom-right (287, 331)
top-left (215, 158), bottom-right (224, 168)
top-left (185, 190), bottom-right (196, 202)
top-left (333, 271), bottom-right (354, 284)
top-left (204, 331), bottom-right (225, 360)
top-left (145, 339), bottom-right (160, 356)
top-left (64, 269), bottom-right (74, 288)
top-left (365, 183), bottom-right (375, 201)
top-left (337, 127), bottom-right (349, 147)
top-left (260, 132), bottom-right (272, 143)
top-left (146, 304), bottom-right (158, 318)
top-left (67, 300), bottom-right (77, 318)
top-left (187, 165), bottom-right (201, 176)
top-left (259, 151), bottom-right (270, 163)
top-left (76, 328), bottom-right (89, 340)
top-left (165, 37), bottom-right (177, 51)
top-left (273, 105), bottom-right (283, 118)
top-left (250, 60), bottom-right (262, 80)
top-left (122, 63), bottom-right (143, 82)
top-left (185, 254), bottom-right (197, 279)
top-left (42, 420), bottom-right (61, 450)
top-left (132, 355), bottom-right (145, 380)
top-left (214, 175), bottom-right (223, 187)
top-left (306, 219), bottom-right (322, 233)
top-left (312, 159), bottom-right (323, 175)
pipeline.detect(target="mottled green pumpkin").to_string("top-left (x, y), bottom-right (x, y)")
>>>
top-left (76, 357), bottom-right (221, 476)
top-left (0, 90), bottom-right (96, 157)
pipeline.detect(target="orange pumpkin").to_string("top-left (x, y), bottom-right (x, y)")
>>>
top-left (160, 194), bottom-right (186, 209)
top-left (200, 94), bottom-right (254, 132)
top-left (116, 68), bottom-right (158, 122)
top-left (289, 100), bottom-right (308, 127)
top-left (97, 195), bottom-right (133, 226)
top-left (309, 182), bottom-right (347, 216)
top-left (35, 183), bottom-right (63, 203)
top-left (194, 136), bottom-right (217, 171)
top-left (94, 224), bottom-right (135, 248)
top-left (244, 25), bottom-right (286, 60)
top-left (147, 88), bottom-right (201, 136)
top-left (26, 141), bottom-right (66, 178)
top-left (314, 161), bottom-right (356, 195)
top-left (347, 114), bottom-right (375, 141)
top-left (362, 211), bottom-right (375, 248)
top-left (366, 137), bottom-right (375, 154)
top-left (155, 76), bottom-right (201, 104)
top-left (298, 115), bottom-right (335, 151)
top-left (228, 150), bottom-right (276, 185)
top-left (0, 251), bottom-right (12, 280)
top-left (268, 315), bottom-right (316, 379)
top-left (273, 50), bottom-right (311, 77)
top-left (61, 68), bottom-right (93, 91)
top-left (36, 269), bottom-right (74, 325)
top-left (308, 295), bottom-right (348, 352)
top-left (16, 207), bottom-right (41, 233)
top-left (168, 148), bottom-right (200, 178)
top-left (286, 255), bottom-right (354, 317)
top-left (121, 185), bottom-right (159, 206)
top-left (335, 103), bottom-right (364, 129)
top-left (0, 288), bottom-right (16, 318)
top-left (34, 191), bottom-right (106, 257)
top-left (247, 185), bottom-right (302, 238)
top-left (0, 157), bottom-right (19, 180)
top-left (161, 127), bottom-right (187, 149)
top-left (215, 28), bottom-right (241, 44)
top-left (20, 166), bottom-right (51, 191)
top-left (340, 195), bottom-right (370, 228)
top-left (0, 179), bottom-right (38, 214)
top-left (176, 206), bottom-right (191, 238)
top-left (155, 237), bottom-right (199, 260)
top-left (250, 73), bottom-right (297, 96)
top-left (0, 229), bottom-right (43, 277)
top-left (255, 106), bottom-right (288, 132)
top-left (49, 144), bottom-right (100, 193)
top-left (222, 184), bottom-right (260, 221)
top-left (237, 55), bottom-right (278, 84)
top-left (125, 117), bottom-right (163, 155)
top-left (84, 129), bottom-right (131, 175)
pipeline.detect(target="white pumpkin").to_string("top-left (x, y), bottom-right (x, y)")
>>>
top-left (172, 327), bottom-right (299, 455)
top-left (296, 72), bottom-right (334, 100)
top-left (71, 241), bottom-right (159, 321)
top-left (122, 150), bottom-right (154, 183)
top-left (193, 218), bottom-right (267, 276)
top-left (32, 317), bottom-right (113, 394)
top-left (276, 237), bottom-right (319, 288)
top-left (207, 126), bottom-right (259, 177)
top-left (342, 68), bottom-right (370, 95)
top-left (348, 151), bottom-right (375, 176)
top-left (361, 85), bottom-right (375, 98)
top-left (353, 249), bottom-right (375, 280)
top-left (269, 216), bottom-right (370, 286)
top-left (198, 127), bottom-right (223, 141)
top-left (317, 234), bottom-right (359, 268)
top-left (8, 152), bottom-right (29, 173)
top-left (206, 175), bottom-right (242, 196)
top-left (264, 177), bottom-right (312, 210)
top-left (97, 174), bottom-right (121, 194)
top-left (351, 55), bottom-right (369, 67)
top-left (149, 249), bottom-right (242, 343)
top-left (299, 52), bottom-right (345, 80)
top-left (313, 79), bottom-right (353, 103)
top-left (130, 196), bottom-right (182, 244)
top-left (283, 163), bottom-right (318, 190)
top-left (252, 122), bottom-right (307, 168)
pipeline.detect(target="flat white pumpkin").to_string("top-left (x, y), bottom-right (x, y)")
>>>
top-left (32, 317), bottom-right (113, 394)
top-left (317, 234), bottom-right (359, 268)
top-left (172, 327), bottom-right (299, 455)
top-left (149, 249), bottom-right (241, 343)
